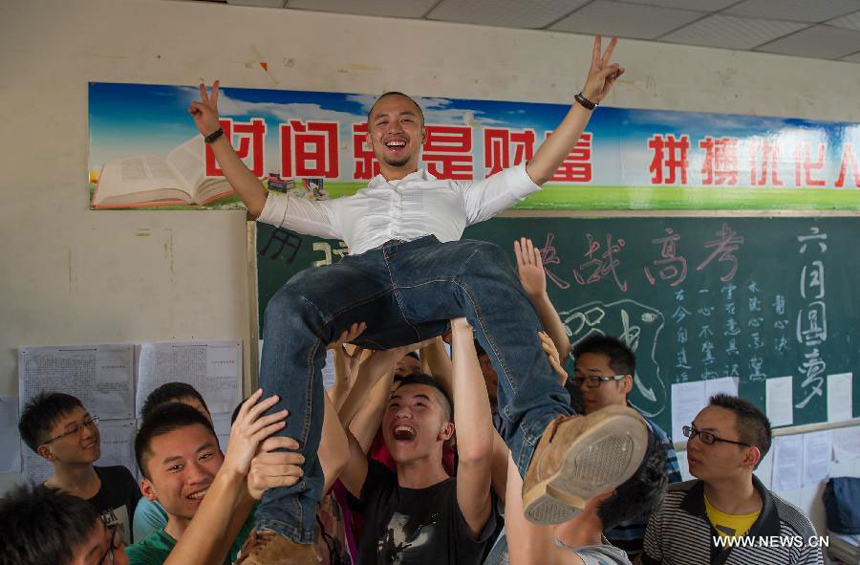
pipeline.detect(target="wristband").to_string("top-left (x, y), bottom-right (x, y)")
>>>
top-left (204, 127), bottom-right (224, 144)
top-left (574, 92), bottom-right (597, 111)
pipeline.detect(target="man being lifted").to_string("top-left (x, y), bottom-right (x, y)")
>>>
top-left (190, 37), bottom-right (647, 564)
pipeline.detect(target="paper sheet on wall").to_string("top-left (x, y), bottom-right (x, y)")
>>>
top-left (322, 349), bottom-right (336, 390)
top-left (95, 419), bottom-right (137, 476)
top-left (772, 435), bottom-right (803, 492)
top-left (671, 380), bottom-right (706, 442)
top-left (18, 345), bottom-right (135, 420)
top-left (827, 372), bottom-right (853, 422)
top-left (832, 427), bottom-right (860, 463)
top-left (0, 396), bottom-right (21, 473)
top-left (135, 341), bottom-right (242, 417)
top-left (802, 430), bottom-right (831, 486)
top-left (705, 377), bottom-right (739, 400)
top-left (766, 376), bottom-right (794, 427)
top-left (212, 412), bottom-right (232, 452)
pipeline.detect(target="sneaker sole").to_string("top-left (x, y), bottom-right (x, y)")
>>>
top-left (523, 409), bottom-right (648, 525)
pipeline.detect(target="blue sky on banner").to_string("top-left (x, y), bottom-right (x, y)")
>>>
top-left (89, 82), bottom-right (859, 187)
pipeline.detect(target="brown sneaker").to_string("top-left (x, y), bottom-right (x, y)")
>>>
top-left (522, 405), bottom-right (649, 524)
top-left (236, 529), bottom-right (318, 565)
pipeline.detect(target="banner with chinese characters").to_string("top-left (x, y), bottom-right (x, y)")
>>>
top-left (88, 82), bottom-right (860, 210)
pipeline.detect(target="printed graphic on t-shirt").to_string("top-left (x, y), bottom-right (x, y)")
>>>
top-left (377, 511), bottom-right (441, 564)
top-left (99, 505), bottom-right (132, 545)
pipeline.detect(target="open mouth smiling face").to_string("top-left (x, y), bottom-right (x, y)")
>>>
top-left (185, 486), bottom-right (209, 503)
top-left (392, 423), bottom-right (417, 442)
top-left (384, 137), bottom-right (408, 153)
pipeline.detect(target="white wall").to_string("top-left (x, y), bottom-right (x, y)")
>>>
top-left (1, 0), bottom-right (858, 535)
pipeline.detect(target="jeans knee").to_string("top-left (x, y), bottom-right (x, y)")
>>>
top-left (462, 241), bottom-right (516, 280)
top-left (264, 286), bottom-right (318, 327)
top-left (467, 241), bottom-right (508, 267)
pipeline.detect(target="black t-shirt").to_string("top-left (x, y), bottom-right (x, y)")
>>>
top-left (355, 459), bottom-right (496, 565)
top-left (88, 465), bottom-right (141, 545)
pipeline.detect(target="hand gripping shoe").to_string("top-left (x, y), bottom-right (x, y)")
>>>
top-left (522, 404), bottom-right (649, 524)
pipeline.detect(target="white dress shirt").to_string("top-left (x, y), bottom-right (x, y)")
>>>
top-left (257, 162), bottom-right (541, 255)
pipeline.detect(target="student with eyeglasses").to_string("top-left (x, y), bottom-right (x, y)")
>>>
top-left (568, 335), bottom-right (682, 560)
top-left (18, 392), bottom-right (141, 545)
top-left (0, 485), bottom-right (130, 565)
top-left (642, 394), bottom-right (823, 565)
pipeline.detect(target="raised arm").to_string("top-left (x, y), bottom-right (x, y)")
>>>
top-left (327, 322), bottom-right (367, 411)
top-left (515, 237), bottom-right (571, 360)
top-left (189, 82), bottom-right (341, 239)
top-left (188, 82), bottom-right (268, 217)
top-left (450, 317), bottom-right (494, 538)
top-left (526, 36), bottom-right (623, 186)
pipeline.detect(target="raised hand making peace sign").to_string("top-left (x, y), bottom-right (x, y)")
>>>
top-left (581, 36), bottom-right (624, 105)
top-left (188, 80), bottom-right (223, 138)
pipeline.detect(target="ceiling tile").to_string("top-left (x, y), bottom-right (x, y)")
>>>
top-left (828, 10), bottom-right (860, 31)
top-left (661, 14), bottom-right (807, 48)
top-left (286, 0), bottom-right (438, 19)
top-left (725, 0), bottom-right (859, 23)
top-left (756, 24), bottom-right (860, 58)
top-left (551, 1), bottom-right (706, 40)
top-left (426, 0), bottom-right (591, 29)
top-left (226, 0), bottom-right (286, 6)
top-left (618, 0), bottom-right (738, 11)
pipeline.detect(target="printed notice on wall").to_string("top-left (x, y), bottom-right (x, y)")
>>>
top-left (135, 341), bottom-right (242, 416)
top-left (18, 345), bottom-right (135, 420)
top-left (0, 397), bottom-right (21, 474)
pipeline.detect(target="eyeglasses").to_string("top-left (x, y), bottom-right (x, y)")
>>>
top-left (41, 416), bottom-right (100, 445)
top-left (683, 425), bottom-right (751, 447)
top-left (572, 374), bottom-right (628, 389)
top-left (98, 524), bottom-right (124, 565)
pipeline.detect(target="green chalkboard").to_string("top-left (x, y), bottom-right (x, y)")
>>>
top-left (256, 217), bottom-right (859, 438)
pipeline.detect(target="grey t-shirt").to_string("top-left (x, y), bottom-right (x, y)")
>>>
top-left (554, 537), bottom-right (632, 565)
top-left (484, 532), bottom-right (631, 565)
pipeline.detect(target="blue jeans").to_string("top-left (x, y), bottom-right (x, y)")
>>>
top-left (254, 235), bottom-right (573, 543)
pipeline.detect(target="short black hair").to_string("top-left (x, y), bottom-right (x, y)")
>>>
top-left (405, 351), bottom-right (420, 361)
top-left (367, 91), bottom-right (425, 127)
top-left (135, 402), bottom-right (217, 479)
top-left (573, 334), bottom-right (636, 377)
top-left (394, 372), bottom-right (453, 422)
top-left (18, 392), bottom-right (85, 452)
top-left (0, 485), bottom-right (101, 565)
top-left (141, 382), bottom-right (210, 421)
top-left (597, 427), bottom-right (667, 529)
top-left (709, 394), bottom-right (772, 468)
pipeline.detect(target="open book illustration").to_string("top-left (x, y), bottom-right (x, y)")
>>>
top-left (91, 135), bottom-right (235, 208)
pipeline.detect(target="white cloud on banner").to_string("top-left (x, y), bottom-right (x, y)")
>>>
top-left (623, 109), bottom-right (791, 133)
top-left (346, 93), bottom-right (507, 127)
top-left (218, 93), bottom-right (362, 125)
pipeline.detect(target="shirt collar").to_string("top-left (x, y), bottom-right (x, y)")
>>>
top-left (367, 168), bottom-right (436, 187)
top-left (681, 476), bottom-right (781, 537)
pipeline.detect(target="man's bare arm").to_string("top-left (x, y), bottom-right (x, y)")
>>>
top-left (515, 237), bottom-right (571, 360)
top-left (526, 37), bottom-right (624, 186)
top-left (451, 317), bottom-right (495, 538)
top-left (188, 82), bottom-right (269, 217)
